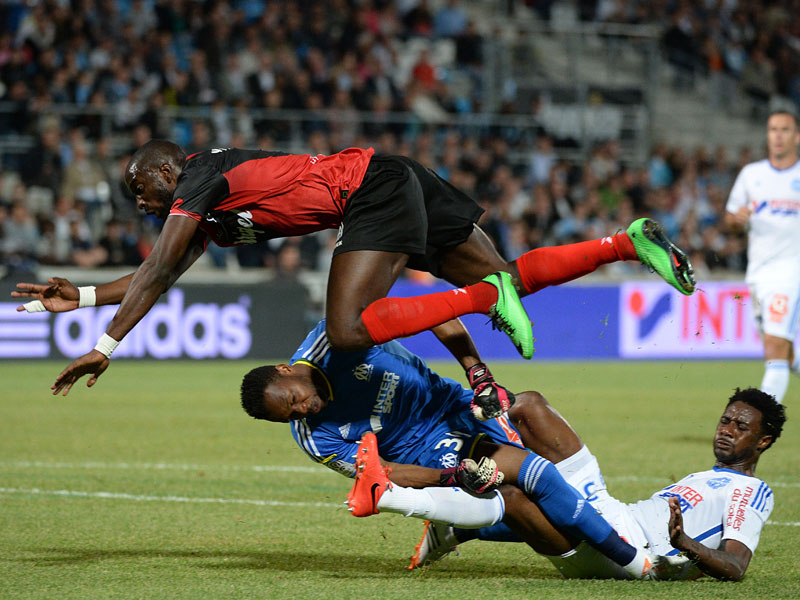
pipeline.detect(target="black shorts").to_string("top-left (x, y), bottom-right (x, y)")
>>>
top-left (333, 155), bottom-right (484, 276)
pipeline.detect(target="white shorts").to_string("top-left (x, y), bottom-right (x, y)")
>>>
top-left (544, 446), bottom-right (649, 580)
top-left (749, 281), bottom-right (800, 341)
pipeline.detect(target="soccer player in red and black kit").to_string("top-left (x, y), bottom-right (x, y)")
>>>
top-left (13, 140), bottom-right (695, 399)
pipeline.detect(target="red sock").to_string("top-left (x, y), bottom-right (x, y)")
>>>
top-left (515, 233), bottom-right (637, 294)
top-left (361, 282), bottom-right (498, 345)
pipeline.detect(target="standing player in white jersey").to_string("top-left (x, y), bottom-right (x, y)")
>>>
top-left (725, 110), bottom-right (800, 404)
top-left (411, 386), bottom-right (785, 581)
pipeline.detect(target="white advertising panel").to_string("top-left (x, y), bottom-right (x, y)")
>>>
top-left (618, 281), bottom-right (791, 358)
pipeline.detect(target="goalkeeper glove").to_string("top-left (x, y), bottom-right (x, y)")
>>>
top-left (439, 456), bottom-right (504, 494)
top-left (467, 362), bottom-right (515, 421)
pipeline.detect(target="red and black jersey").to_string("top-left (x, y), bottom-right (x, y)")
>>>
top-left (169, 147), bottom-right (374, 247)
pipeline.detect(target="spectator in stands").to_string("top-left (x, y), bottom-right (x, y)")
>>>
top-left (739, 48), bottom-right (777, 118)
top-left (661, 7), bottom-right (700, 90)
top-left (99, 219), bottom-right (141, 267)
top-left (21, 122), bottom-right (63, 199)
top-left (3, 201), bottom-right (40, 271)
top-left (433, 0), bottom-right (468, 38)
top-left (528, 135), bottom-right (556, 186)
top-left (60, 135), bottom-right (110, 240)
top-left (69, 217), bottom-right (107, 268)
top-left (0, 0), bottom-right (790, 279)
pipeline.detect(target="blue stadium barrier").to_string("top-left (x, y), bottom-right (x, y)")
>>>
top-left (390, 280), bottom-right (781, 361)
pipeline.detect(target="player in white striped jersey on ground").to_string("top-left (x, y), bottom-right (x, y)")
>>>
top-left (726, 110), bottom-right (800, 404)
top-left (411, 385), bottom-right (784, 581)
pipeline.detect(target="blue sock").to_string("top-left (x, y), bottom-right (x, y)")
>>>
top-left (454, 522), bottom-right (522, 544)
top-left (517, 452), bottom-right (635, 566)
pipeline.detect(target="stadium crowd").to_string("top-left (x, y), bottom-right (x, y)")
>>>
top-left (1, 0), bottom-right (789, 279)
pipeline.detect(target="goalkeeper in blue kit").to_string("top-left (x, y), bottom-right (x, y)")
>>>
top-left (241, 318), bottom-right (689, 579)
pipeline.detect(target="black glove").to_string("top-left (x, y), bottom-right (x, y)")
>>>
top-left (439, 456), bottom-right (504, 494)
top-left (467, 362), bottom-right (516, 421)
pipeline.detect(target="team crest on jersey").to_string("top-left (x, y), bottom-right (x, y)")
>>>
top-left (353, 363), bottom-right (373, 381)
top-left (439, 452), bottom-right (459, 469)
top-left (706, 477), bottom-right (731, 489)
top-left (338, 423), bottom-right (351, 438)
top-left (768, 294), bottom-right (788, 322)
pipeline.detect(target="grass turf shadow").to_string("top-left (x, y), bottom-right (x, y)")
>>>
top-left (14, 546), bottom-right (554, 579)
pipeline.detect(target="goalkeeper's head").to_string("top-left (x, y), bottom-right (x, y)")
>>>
top-left (241, 363), bottom-right (331, 423)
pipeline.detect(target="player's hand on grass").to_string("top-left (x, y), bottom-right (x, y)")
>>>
top-left (51, 350), bottom-right (110, 396)
top-left (439, 456), bottom-right (504, 494)
top-left (667, 496), bottom-right (690, 550)
top-left (467, 362), bottom-right (515, 421)
top-left (12, 278), bottom-right (79, 313)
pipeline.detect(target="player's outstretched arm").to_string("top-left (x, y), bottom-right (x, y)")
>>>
top-left (381, 460), bottom-right (443, 488)
top-left (14, 232), bottom-right (205, 315)
top-left (431, 319), bottom-right (515, 421)
top-left (51, 215), bottom-right (201, 396)
top-left (668, 496), bottom-right (752, 580)
top-left (383, 456), bottom-right (503, 494)
top-left (431, 318), bottom-right (482, 371)
top-left (13, 274), bottom-right (135, 313)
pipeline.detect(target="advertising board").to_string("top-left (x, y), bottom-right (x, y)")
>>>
top-left (0, 280), bottom-right (309, 360)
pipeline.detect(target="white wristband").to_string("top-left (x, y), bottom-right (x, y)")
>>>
top-left (78, 286), bottom-right (97, 308)
top-left (94, 333), bottom-right (120, 358)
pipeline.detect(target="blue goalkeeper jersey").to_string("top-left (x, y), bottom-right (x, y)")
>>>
top-left (288, 319), bottom-right (475, 477)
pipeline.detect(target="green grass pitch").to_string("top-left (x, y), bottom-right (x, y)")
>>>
top-left (1, 359), bottom-right (798, 599)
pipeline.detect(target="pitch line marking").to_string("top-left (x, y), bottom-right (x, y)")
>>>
top-left (0, 460), bottom-right (334, 475)
top-left (2, 461), bottom-right (798, 488)
top-left (0, 487), bottom-right (797, 526)
top-left (0, 487), bottom-right (341, 509)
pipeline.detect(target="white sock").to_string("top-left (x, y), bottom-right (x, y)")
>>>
top-left (761, 359), bottom-right (790, 404)
top-left (791, 353), bottom-right (800, 374)
top-left (621, 548), bottom-right (653, 579)
top-left (376, 485), bottom-right (505, 528)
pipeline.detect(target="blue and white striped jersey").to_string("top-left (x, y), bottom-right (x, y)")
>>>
top-left (288, 319), bottom-right (472, 477)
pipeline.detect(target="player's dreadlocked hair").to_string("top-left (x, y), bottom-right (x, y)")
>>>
top-left (728, 387), bottom-right (787, 451)
top-left (240, 365), bottom-right (280, 421)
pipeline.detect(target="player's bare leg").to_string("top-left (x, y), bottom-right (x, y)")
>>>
top-left (332, 220), bottom-right (694, 355)
top-left (469, 439), bottom-right (653, 576)
top-left (499, 485), bottom-right (575, 556)
top-left (351, 222), bottom-right (644, 357)
top-left (761, 334), bottom-right (793, 403)
top-left (438, 225), bottom-right (517, 286)
top-left (506, 392), bottom-right (583, 463)
top-left (444, 220), bottom-right (695, 296)
top-left (409, 485), bottom-right (575, 569)
top-left (325, 249), bottom-right (410, 351)
top-left (338, 238), bottom-right (533, 356)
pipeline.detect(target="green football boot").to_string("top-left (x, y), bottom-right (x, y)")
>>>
top-left (483, 271), bottom-right (534, 359)
top-left (627, 218), bottom-right (696, 295)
